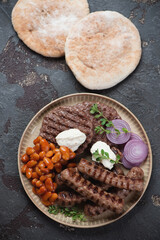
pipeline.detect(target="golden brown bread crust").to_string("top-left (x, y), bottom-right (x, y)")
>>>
top-left (65, 11), bottom-right (142, 89)
top-left (12, 0), bottom-right (89, 57)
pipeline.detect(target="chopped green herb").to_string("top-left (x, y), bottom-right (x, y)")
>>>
top-left (110, 160), bottom-right (115, 164)
top-left (122, 128), bottom-right (129, 133)
top-left (93, 149), bottom-right (121, 165)
top-left (90, 104), bottom-right (123, 136)
top-left (48, 205), bottom-right (86, 222)
top-left (115, 128), bottom-right (121, 136)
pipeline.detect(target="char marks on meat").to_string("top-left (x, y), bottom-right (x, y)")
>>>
top-left (40, 102), bottom-right (120, 154)
top-left (56, 191), bottom-right (86, 207)
top-left (78, 159), bottom-right (144, 192)
top-left (74, 102), bottom-right (121, 146)
top-left (84, 203), bottom-right (107, 217)
top-left (60, 168), bottom-right (124, 214)
top-left (40, 105), bottom-right (94, 154)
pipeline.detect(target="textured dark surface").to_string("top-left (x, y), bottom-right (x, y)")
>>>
top-left (0, 0), bottom-right (160, 239)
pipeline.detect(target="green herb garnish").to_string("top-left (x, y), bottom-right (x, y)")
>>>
top-left (48, 205), bottom-right (86, 222)
top-left (92, 149), bottom-right (121, 164)
top-left (90, 104), bottom-right (129, 136)
top-left (122, 128), bottom-right (129, 133)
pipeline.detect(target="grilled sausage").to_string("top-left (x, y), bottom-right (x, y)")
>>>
top-left (84, 203), bottom-right (107, 217)
top-left (127, 167), bottom-right (144, 179)
top-left (55, 174), bottom-right (64, 186)
top-left (84, 166), bottom-right (144, 216)
top-left (113, 165), bottom-right (124, 176)
top-left (111, 147), bottom-right (123, 160)
top-left (56, 191), bottom-right (86, 207)
top-left (60, 168), bottom-right (124, 214)
top-left (78, 159), bottom-right (143, 192)
top-left (116, 166), bottom-right (144, 198)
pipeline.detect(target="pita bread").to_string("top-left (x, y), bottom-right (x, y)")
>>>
top-left (12, 0), bottom-right (89, 57)
top-left (65, 11), bottom-right (142, 90)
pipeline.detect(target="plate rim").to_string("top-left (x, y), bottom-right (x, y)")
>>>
top-left (18, 93), bottom-right (152, 228)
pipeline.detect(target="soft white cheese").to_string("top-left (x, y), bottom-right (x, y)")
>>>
top-left (55, 128), bottom-right (86, 152)
top-left (90, 141), bottom-right (116, 170)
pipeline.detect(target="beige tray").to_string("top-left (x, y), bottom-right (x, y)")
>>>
top-left (18, 93), bottom-right (152, 228)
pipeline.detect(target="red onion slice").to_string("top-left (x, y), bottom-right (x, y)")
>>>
top-left (124, 140), bottom-right (148, 165)
top-left (106, 119), bottom-right (131, 144)
top-left (130, 133), bottom-right (142, 141)
top-left (121, 156), bottom-right (140, 169)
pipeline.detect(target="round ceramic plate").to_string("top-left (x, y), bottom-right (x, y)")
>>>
top-left (18, 93), bottom-right (152, 228)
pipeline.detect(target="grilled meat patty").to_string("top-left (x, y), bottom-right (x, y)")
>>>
top-left (40, 105), bottom-right (93, 154)
top-left (60, 168), bottom-right (124, 214)
top-left (40, 102), bottom-right (121, 154)
top-left (78, 159), bottom-right (144, 191)
top-left (74, 102), bottom-right (121, 146)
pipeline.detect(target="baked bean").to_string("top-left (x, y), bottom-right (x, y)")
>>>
top-left (21, 154), bottom-right (29, 163)
top-left (27, 160), bottom-right (37, 168)
top-left (39, 151), bottom-right (46, 160)
top-left (43, 157), bottom-right (51, 166)
top-left (36, 186), bottom-right (47, 195)
top-left (60, 146), bottom-right (70, 160)
top-left (26, 167), bottom-right (32, 179)
top-left (59, 159), bottom-right (68, 166)
top-left (45, 178), bottom-right (53, 191)
top-left (33, 136), bottom-right (42, 145)
top-left (26, 147), bottom-right (35, 155)
top-left (40, 139), bottom-right (50, 152)
top-left (51, 152), bottom-right (61, 164)
top-left (53, 148), bottom-right (60, 154)
top-left (22, 137), bottom-right (77, 207)
top-left (38, 161), bottom-right (45, 169)
top-left (21, 164), bottom-right (27, 174)
top-left (32, 172), bottom-right (39, 179)
top-left (32, 187), bottom-right (37, 195)
top-left (52, 182), bottom-right (57, 192)
top-left (35, 166), bottom-right (43, 176)
top-left (33, 143), bottom-right (41, 153)
top-left (30, 152), bottom-right (39, 161)
top-left (46, 151), bottom-right (54, 158)
top-left (41, 200), bottom-right (51, 206)
top-left (49, 193), bottom-right (58, 203)
top-left (43, 157), bottom-right (54, 170)
top-left (48, 162), bottom-right (54, 170)
top-left (50, 143), bottom-right (55, 151)
top-left (69, 151), bottom-right (76, 160)
top-left (41, 167), bottom-right (49, 174)
top-left (40, 173), bottom-right (53, 182)
top-left (36, 180), bottom-right (43, 188)
top-left (67, 163), bottom-right (77, 168)
top-left (41, 191), bottom-right (52, 201)
top-left (31, 178), bottom-right (38, 186)
top-left (40, 175), bottom-right (47, 182)
top-left (55, 162), bottom-right (62, 173)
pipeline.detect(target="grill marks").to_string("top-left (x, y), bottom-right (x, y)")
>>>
top-left (60, 168), bottom-right (124, 214)
top-left (78, 159), bottom-right (144, 192)
top-left (40, 102), bottom-right (121, 154)
top-left (40, 105), bottom-right (93, 154)
top-left (56, 191), bottom-right (86, 207)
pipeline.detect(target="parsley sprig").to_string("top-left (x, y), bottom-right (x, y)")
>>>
top-left (48, 205), bottom-right (86, 222)
top-left (90, 104), bottom-right (129, 136)
top-left (93, 149), bottom-right (121, 164)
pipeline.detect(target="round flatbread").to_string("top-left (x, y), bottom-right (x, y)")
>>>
top-left (12, 0), bottom-right (89, 57)
top-left (65, 11), bottom-right (142, 90)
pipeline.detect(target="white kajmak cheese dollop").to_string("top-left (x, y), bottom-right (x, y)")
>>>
top-left (55, 128), bottom-right (86, 152)
top-left (90, 141), bottom-right (116, 170)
